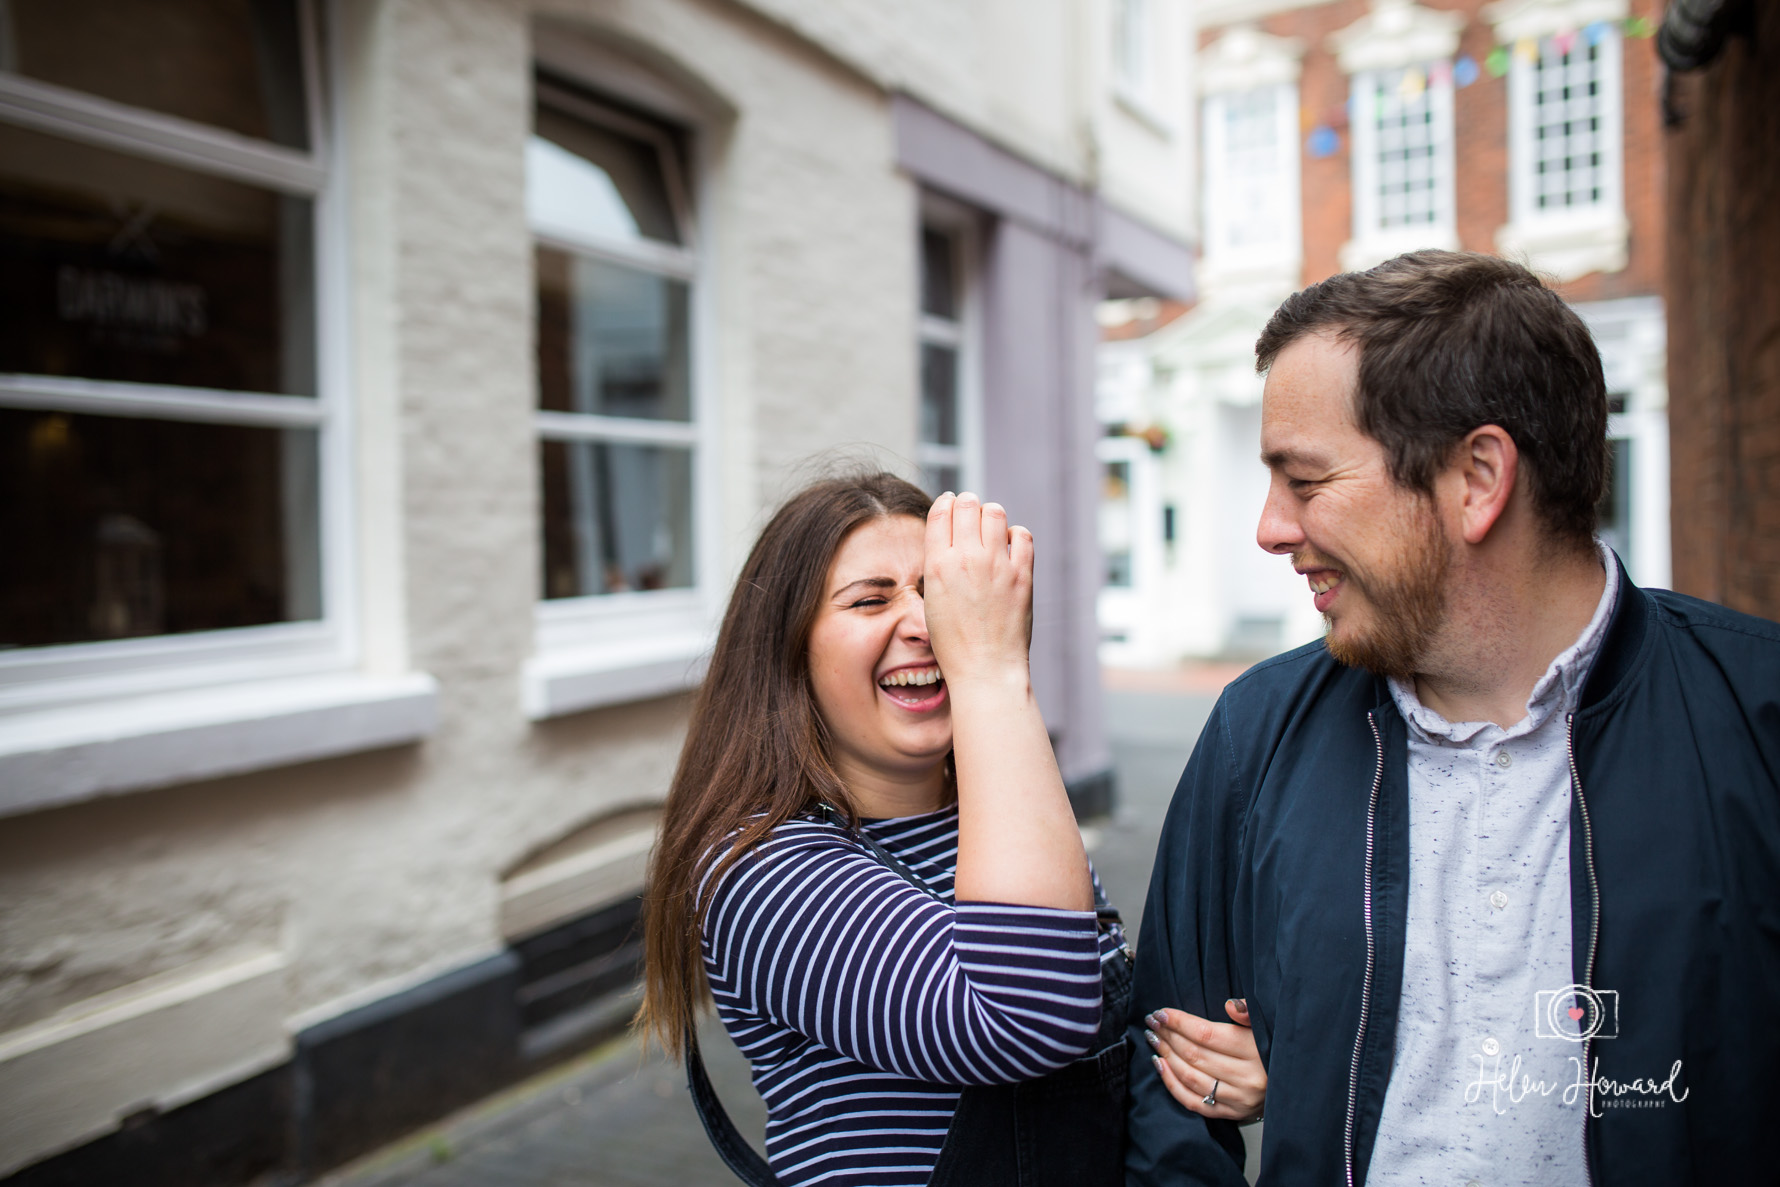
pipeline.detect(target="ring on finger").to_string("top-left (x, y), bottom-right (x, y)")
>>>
top-left (1202, 1079), bottom-right (1219, 1107)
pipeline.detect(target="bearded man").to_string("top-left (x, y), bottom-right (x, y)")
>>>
top-left (1124, 251), bottom-right (1780, 1186)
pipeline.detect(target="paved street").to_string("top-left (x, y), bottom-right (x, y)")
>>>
top-left (321, 681), bottom-right (1243, 1187)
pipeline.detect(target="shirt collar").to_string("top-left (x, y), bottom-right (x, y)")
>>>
top-left (1389, 541), bottom-right (1619, 745)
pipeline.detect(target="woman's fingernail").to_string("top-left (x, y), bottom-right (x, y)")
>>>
top-left (1146, 1011), bottom-right (1163, 1027)
top-left (1144, 1029), bottom-right (1160, 1048)
top-left (1151, 1055), bottom-right (1163, 1072)
top-left (1233, 998), bottom-right (1248, 1012)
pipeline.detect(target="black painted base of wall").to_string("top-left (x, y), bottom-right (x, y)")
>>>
top-left (1066, 766), bottom-right (1116, 822)
top-left (5, 904), bottom-right (647, 1187)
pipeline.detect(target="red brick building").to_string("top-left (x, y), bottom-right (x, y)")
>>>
top-left (1097, 0), bottom-right (1671, 664)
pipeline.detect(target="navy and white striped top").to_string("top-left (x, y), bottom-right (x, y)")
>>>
top-left (700, 805), bottom-right (1123, 1187)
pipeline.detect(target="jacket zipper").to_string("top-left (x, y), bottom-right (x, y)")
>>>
top-left (1566, 713), bottom-right (1600, 1186)
top-left (1344, 710), bottom-right (1386, 1187)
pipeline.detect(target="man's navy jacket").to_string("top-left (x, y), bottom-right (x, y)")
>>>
top-left (1125, 562), bottom-right (1780, 1185)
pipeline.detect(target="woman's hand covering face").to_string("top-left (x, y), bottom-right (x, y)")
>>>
top-left (920, 492), bottom-right (1035, 691)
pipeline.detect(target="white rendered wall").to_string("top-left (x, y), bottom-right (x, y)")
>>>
top-left (0, 0), bottom-right (915, 1080)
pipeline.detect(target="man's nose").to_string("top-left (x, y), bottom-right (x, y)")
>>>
top-left (1256, 479), bottom-right (1303, 556)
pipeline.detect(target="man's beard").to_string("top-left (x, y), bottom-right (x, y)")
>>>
top-left (1311, 501), bottom-right (1451, 680)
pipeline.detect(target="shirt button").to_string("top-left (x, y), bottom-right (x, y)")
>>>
top-left (1489, 890), bottom-right (1509, 910)
top-left (1481, 1037), bottom-right (1500, 1056)
top-left (1494, 750), bottom-right (1513, 768)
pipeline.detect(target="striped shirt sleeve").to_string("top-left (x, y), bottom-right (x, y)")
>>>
top-left (701, 828), bottom-right (1103, 1087)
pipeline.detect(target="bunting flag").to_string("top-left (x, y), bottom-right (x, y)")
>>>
top-left (1514, 37), bottom-right (1538, 63)
top-left (1625, 15), bottom-right (1655, 38)
top-left (1307, 126), bottom-right (1340, 158)
top-left (1486, 46), bottom-right (1511, 77)
top-left (1454, 55), bottom-right (1481, 87)
top-left (1399, 66), bottom-right (1427, 99)
top-left (1430, 60), bottom-right (1453, 86)
top-left (1554, 29), bottom-right (1577, 55)
top-left (1585, 21), bottom-right (1610, 46)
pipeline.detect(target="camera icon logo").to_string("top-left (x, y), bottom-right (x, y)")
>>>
top-left (1534, 984), bottom-right (1618, 1042)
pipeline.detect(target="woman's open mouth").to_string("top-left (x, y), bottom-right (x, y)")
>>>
top-left (877, 665), bottom-right (947, 711)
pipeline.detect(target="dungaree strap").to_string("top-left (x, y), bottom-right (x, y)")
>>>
top-left (685, 1023), bottom-right (780, 1186)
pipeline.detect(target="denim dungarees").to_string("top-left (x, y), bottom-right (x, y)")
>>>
top-left (687, 808), bottom-right (1133, 1187)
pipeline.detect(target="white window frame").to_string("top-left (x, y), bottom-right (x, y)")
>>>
top-left (521, 73), bottom-right (720, 721)
top-left (914, 192), bottom-right (983, 497)
top-left (0, 0), bottom-right (435, 819)
top-left (1112, 0), bottom-right (1154, 108)
top-left (1496, 24), bottom-right (1628, 279)
top-left (1342, 62), bottom-right (1458, 271)
top-left (1199, 82), bottom-right (1302, 291)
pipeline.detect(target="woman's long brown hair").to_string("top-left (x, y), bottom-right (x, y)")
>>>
top-left (636, 471), bottom-right (934, 1056)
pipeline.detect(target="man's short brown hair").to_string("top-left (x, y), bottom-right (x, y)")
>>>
top-left (1255, 250), bottom-right (1608, 549)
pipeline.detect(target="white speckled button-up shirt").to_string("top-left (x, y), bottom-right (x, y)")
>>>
top-left (1366, 545), bottom-right (1617, 1187)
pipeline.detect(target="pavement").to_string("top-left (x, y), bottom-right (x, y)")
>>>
top-left (320, 673), bottom-right (1258, 1187)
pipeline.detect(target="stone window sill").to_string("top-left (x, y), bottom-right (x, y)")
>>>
top-left (0, 671), bottom-right (438, 819)
top-left (1494, 213), bottom-right (1630, 282)
top-left (521, 631), bottom-right (709, 720)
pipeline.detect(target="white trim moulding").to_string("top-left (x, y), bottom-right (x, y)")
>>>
top-left (0, 73), bottom-right (326, 195)
top-left (534, 410), bottom-right (698, 446)
top-left (522, 632), bottom-right (709, 720)
top-left (0, 671), bottom-right (438, 818)
top-left (0, 375), bottom-right (327, 428)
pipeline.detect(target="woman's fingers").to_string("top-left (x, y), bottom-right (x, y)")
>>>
top-left (1147, 1048), bottom-right (1263, 1121)
top-left (1147, 1007), bottom-right (1256, 1061)
top-left (1225, 998), bottom-right (1250, 1026)
top-left (1145, 1024), bottom-right (1259, 1090)
top-left (951, 491), bottom-right (982, 551)
top-left (1143, 1007), bottom-right (1266, 1121)
top-left (1009, 525), bottom-right (1034, 572)
top-left (980, 501), bottom-right (1009, 554)
top-left (926, 490), bottom-right (954, 555)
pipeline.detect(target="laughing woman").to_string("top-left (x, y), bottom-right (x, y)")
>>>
top-left (638, 473), bottom-right (1261, 1187)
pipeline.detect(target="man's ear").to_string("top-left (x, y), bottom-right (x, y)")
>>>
top-left (1452, 425), bottom-right (1518, 545)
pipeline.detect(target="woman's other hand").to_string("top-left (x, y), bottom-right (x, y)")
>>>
top-left (921, 491), bottom-right (1033, 691)
top-left (1143, 999), bottom-right (1267, 1122)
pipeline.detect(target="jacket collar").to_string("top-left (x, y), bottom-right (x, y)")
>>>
top-left (1578, 554), bottom-right (1647, 713)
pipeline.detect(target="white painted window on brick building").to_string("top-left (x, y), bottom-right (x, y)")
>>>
top-left (1347, 63), bottom-right (1456, 266)
top-left (1201, 83), bottom-right (1301, 282)
top-left (1330, 0), bottom-right (1464, 271)
top-left (1491, 0), bottom-right (1629, 280)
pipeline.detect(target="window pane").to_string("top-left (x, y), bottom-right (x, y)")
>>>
top-left (536, 248), bottom-right (690, 421)
top-left (1100, 459), bottom-right (1133, 587)
top-left (920, 463), bottom-right (960, 497)
top-left (530, 107), bottom-right (680, 246)
top-left (1220, 87), bottom-right (1293, 252)
top-left (2, 0), bottom-right (309, 150)
top-left (920, 342), bottom-right (959, 447)
top-left (541, 441), bottom-right (693, 598)
top-left (1532, 38), bottom-right (1607, 210)
top-left (0, 409), bottom-right (321, 647)
top-left (1368, 69), bottom-right (1440, 229)
top-left (0, 122), bottom-right (316, 395)
top-left (1596, 435), bottom-right (1631, 569)
top-left (920, 226), bottom-right (957, 320)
